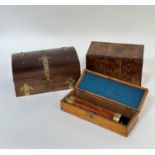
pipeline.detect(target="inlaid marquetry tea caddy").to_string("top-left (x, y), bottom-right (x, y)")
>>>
top-left (86, 41), bottom-right (144, 85)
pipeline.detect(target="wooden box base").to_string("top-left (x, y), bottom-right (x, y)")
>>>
top-left (61, 91), bottom-right (138, 137)
top-left (60, 70), bottom-right (148, 137)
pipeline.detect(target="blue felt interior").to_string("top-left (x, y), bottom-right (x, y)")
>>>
top-left (78, 72), bottom-right (145, 109)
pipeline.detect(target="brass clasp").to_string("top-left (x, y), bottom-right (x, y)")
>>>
top-left (20, 83), bottom-right (33, 96)
top-left (39, 55), bottom-right (52, 82)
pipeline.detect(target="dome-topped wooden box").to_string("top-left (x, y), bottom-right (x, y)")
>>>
top-left (12, 47), bottom-right (81, 97)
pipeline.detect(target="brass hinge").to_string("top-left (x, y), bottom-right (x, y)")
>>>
top-left (20, 83), bottom-right (33, 96)
top-left (65, 77), bottom-right (75, 89)
top-left (18, 52), bottom-right (26, 57)
top-left (62, 47), bottom-right (68, 52)
top-left (39, 55), bottom-right (52, 83)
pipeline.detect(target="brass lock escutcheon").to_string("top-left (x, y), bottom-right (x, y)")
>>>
top-left (39, 55), bottom-right (52, 83)
top-left (87, 111), bottom-right (94, 120)
top-left (65, 77), bottom-right (75, 89)
top-left (20, 83), bottom-right (33, 96)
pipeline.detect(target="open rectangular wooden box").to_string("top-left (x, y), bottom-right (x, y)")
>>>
top-left (61, 69), bottom-right (148, 136)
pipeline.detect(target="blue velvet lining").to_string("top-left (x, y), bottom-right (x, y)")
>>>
top-left (79, 72), bottom-right (145, 109)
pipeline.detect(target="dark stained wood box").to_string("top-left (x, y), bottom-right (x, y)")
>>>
top-left (12, 47), bottom-right (81, 97)
top-left (61, 69), bottom-right (148, 137)
top-left (86, 41), bottom-right (144, 86)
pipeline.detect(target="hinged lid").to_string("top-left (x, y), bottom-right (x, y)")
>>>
top-left (12, 47), bottom-right (79, 73)
top-left (75, 69), bottom-right (148, 113)
top-left (87, 41), bottom-right (144, 59)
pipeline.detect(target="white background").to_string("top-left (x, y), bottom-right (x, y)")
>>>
top-left (0, 6), bottom-right (154, 149)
